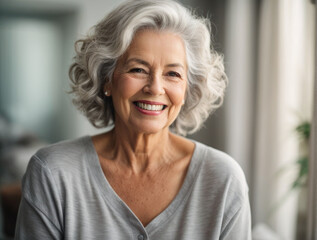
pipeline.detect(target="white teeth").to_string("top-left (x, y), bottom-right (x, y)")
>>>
top-left (136, 102), bottom-right (164, 111)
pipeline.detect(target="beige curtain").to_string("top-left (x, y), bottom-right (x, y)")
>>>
top-left (253, 0), bottom-right (316, 239)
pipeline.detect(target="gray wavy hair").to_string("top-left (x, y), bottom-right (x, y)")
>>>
top-left (69, 0), bottom-right (227, 136)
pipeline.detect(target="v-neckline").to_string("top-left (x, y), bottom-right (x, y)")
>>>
top-left (85, 136), bottom-right (203, 235)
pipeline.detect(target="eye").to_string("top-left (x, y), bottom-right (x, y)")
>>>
top-left (167, 71), bottom-right (181, 78)
top-left (129, 68), bottom-right (147, 74)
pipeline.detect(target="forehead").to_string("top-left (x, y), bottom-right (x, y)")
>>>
top-left (120, 30), bottom-right (187, 67)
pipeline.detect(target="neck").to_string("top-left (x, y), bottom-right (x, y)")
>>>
top-left (109, 125), bottom-right (172, 174)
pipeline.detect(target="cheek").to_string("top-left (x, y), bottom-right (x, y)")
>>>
top-left (166, 82), bottom-right (187, 105)
top-left (113, 75), bottom-right (142, 99)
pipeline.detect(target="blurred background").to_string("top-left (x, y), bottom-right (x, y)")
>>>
top-left (0, 0), bottom-right (315, 239)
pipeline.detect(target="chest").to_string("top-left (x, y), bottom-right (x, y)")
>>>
top-left (103, 165), bottom-right (187, 226)
top-left (63, 172), bottom-right (225, 240)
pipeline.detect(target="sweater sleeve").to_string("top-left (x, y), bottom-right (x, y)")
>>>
top-left (14, 155), bottom-right (63, 240)
top-left (220, 191), bottom-right (252, 240)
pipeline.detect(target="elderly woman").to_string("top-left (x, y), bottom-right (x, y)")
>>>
top-left (15, 0), bottom-right (251, 239)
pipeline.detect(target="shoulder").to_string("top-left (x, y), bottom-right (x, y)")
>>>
top-left (192, 141), bottom-right (249, 196)
top-left (23, 136), bottom-right (94, 187)
top-left (32, 136), bottom-right (92, 170)
top-left (18, 138), bottom-right (92, 233)
top-left (22, 136), bottom-right (94, 202)
top-left (194, 141), bottom-right (245, 178)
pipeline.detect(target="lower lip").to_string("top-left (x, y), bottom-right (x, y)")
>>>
top-left (134, 105), bottom-right (165, 116)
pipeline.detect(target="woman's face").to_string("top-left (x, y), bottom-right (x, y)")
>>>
top-left (109, 30), bottom-right (187, 134)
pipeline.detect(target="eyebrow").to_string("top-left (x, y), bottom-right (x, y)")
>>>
top-left (166, 63), bottom-right (185, 69)
top-left (125, 58), bottom-right (185, 69)
top-left (126, 58), bottom-right (150, 67)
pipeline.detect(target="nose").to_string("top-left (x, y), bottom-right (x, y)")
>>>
top-left (143, 73), bottom-right (165, 95)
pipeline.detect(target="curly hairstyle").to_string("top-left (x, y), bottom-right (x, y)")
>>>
top-left (69, 0), bottom-right (227, 136)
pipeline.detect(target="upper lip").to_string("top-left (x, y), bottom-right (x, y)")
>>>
top-left (134, 100), bottom-right (166, 105)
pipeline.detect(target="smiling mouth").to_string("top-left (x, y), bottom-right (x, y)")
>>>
top-left (133, 101), bottom-right (167, 111)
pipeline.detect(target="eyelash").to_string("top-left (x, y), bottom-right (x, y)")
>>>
top-left (129, 68), bottom-right (147, 74)
top-left (167, 71), bottom-right (181, 78)
top-left (128, 68), bottom-right (181, 79)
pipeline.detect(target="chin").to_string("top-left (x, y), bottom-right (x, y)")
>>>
top-left (132, 123), bottom-right (168, 135)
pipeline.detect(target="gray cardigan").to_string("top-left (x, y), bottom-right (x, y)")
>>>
top-left (15, 136), bottom-right (251, 239)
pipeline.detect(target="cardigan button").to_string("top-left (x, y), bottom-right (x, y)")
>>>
top-left (137, 234), bottom-right (144, 240)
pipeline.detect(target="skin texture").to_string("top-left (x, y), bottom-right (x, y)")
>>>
top-left (92, 30), bottom-right (195, 227)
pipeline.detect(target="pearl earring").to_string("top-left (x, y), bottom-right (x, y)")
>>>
top-left (105, 90), bottom-right (109, 96)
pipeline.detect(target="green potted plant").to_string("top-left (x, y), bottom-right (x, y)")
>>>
top-left (293, 121), bottom-right (310, 190)
top-left (294, 121), bottom-right (310, 240)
